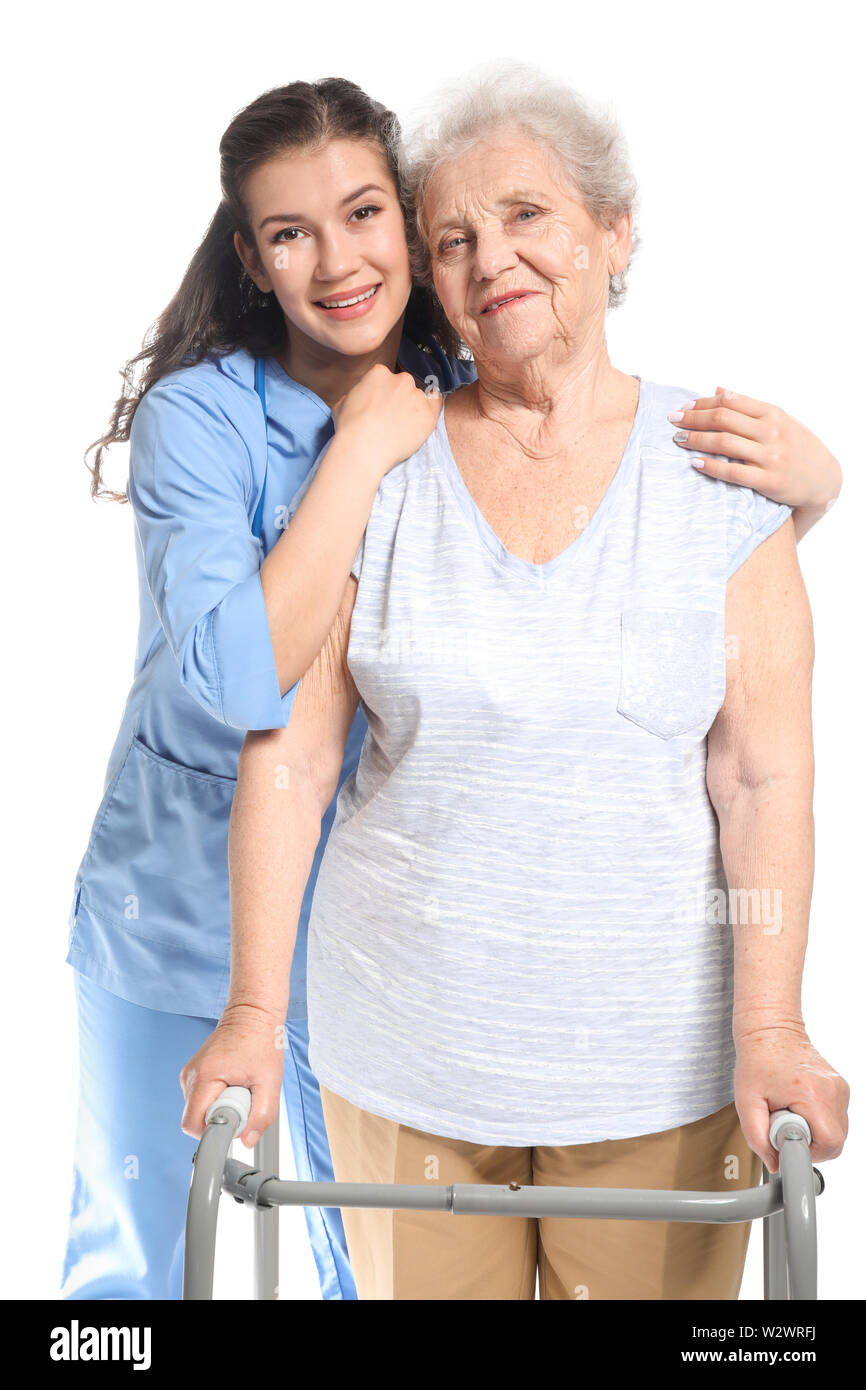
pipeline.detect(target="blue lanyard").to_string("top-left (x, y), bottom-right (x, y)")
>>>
top-left (252, 355), bottom-right (267, 539)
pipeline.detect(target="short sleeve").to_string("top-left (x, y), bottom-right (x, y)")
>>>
top-left (725, 485), bottom-right (794, 580)
top-left (127, 377), bottom-right (299, 731)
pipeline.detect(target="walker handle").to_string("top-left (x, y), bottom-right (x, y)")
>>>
top-left (206, 1092), bottom-right (809, 1149)
top-left (768, 1108), bottom-right (812, 1151)
top-left (205, 1086), bottom-right (253, 1131)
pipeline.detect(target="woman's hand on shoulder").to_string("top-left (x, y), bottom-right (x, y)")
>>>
top-left (669, 386), bottom-right (842, 525)
top-left (331, 362), bottom-right (443, 477)
top-left (179, 1003), bottom-right (287, 1147)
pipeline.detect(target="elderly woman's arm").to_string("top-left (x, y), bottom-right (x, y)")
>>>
top-left (671, 389), bottom-right (842, 540)
top-left (180, 576), bottom-right (361, 1146)
top-left (705, 517), bottom-right (849, 1172)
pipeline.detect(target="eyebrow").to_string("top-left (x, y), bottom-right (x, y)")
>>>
top-left (429, 189), bottom-right (551, 238)
top-left (258, 184), bottom-right (390, 231)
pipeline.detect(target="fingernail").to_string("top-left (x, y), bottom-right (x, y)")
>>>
top-left (667, 410), bottom-right (684, 422)
top-left (673, 430), bottom-right (688, 443)
top-left (691, 458), bottom-right (705, 469)
top-left (680, 399), bottom-right (696, 410)
top-left (722, 388), bottom-right (736, 399)
top-left (246, 1130), bottom-right (260, 1147)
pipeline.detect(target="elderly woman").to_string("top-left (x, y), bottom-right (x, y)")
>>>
top-left (181, 67), bottom-right (848, 1300)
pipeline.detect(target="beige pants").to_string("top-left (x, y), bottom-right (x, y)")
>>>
top-left (319, 1085), bottom-right (762, 1300)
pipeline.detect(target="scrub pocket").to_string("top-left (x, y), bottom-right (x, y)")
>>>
top-left (616, 606), bottom-right (725, 740)
top-left (76, 733), bottom-right (237, 961)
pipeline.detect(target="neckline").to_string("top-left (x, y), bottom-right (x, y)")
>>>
top-left (434, 376), bottom-right (648, 579)
top-left (262, 338), bottom-right (426, 419)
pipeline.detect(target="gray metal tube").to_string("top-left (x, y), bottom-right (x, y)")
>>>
top-left (778, 1132), bottom-right (818, 1300)
top-left (450, 1181), bottom-right (778, 1221)
top-left (228, 1175), bottom-right (453, 1213)
top-left (182, 1105), bottom-right (243, 1300)
top-left (762, 1164), bottom-right (790, 1301)
top-left (764, 1112), bottom-right (818, 1300)
top-left (254, 1123), bottom-right (279, 1300)
top-left (228, 1174), bottom-right (816, 1222)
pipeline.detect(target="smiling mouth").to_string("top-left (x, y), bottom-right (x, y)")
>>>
top-left (481, 292), bottom-right (534, 314)
top-left (315, 284), bottom-right (381, 309)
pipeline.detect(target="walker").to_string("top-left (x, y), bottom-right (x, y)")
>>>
top-left (182, 1086), bottom-right (823, 1299)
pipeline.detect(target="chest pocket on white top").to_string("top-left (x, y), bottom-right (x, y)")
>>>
top-left (616, 606), bottom-right (725, 740)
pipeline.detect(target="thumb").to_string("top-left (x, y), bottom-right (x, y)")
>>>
top-left (181, 1076), bottom-right (237, 1142)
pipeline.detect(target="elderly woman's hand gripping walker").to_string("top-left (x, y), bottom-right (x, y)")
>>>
top-left (180, 74), bottom-right (848, 1292)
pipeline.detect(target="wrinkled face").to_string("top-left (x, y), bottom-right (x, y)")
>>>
top-left (424, 130), bottom-right (630, 366)
top-left (236, 139), bottom-right (413, 357)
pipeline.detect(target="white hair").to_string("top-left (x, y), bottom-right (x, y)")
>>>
top-left (403, 59), bottom-right (640, 311)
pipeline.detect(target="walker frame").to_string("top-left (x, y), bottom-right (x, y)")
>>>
top-left (182, 1087), bottom-right (823, 1300)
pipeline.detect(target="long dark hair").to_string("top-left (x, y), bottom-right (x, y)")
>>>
top-left (87, 77), bottom-right (464, 502)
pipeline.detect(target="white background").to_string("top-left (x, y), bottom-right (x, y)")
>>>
top-left (1, 0), bottom-right (862, 1301)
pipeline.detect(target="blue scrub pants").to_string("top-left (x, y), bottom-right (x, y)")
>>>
top-left (59, 969), bottom-right (357, 1300)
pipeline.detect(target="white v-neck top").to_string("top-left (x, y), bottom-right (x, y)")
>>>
top-left (305, 377), bottom-right (793, 1145)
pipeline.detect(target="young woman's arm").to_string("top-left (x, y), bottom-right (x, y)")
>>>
top-left (128, 364), bottom-right (439, 731)
top-left (670, 388), bottom-right (842, 540)
top-left (260, 365), bottom-right (441, 695)
top-left (180, 573), bottom-right (361, 1144)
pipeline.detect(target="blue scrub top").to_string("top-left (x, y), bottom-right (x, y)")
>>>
top-left (66, 329), bottom-right (477, 1018)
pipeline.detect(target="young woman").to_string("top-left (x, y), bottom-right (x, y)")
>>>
top-left (61, 75), bottom-right (842, 1302)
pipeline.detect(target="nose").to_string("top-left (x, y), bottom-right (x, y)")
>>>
top-left (471, 223), bottom-right (520, 286)
top-left (315, 228), bottom-right (362, 282)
